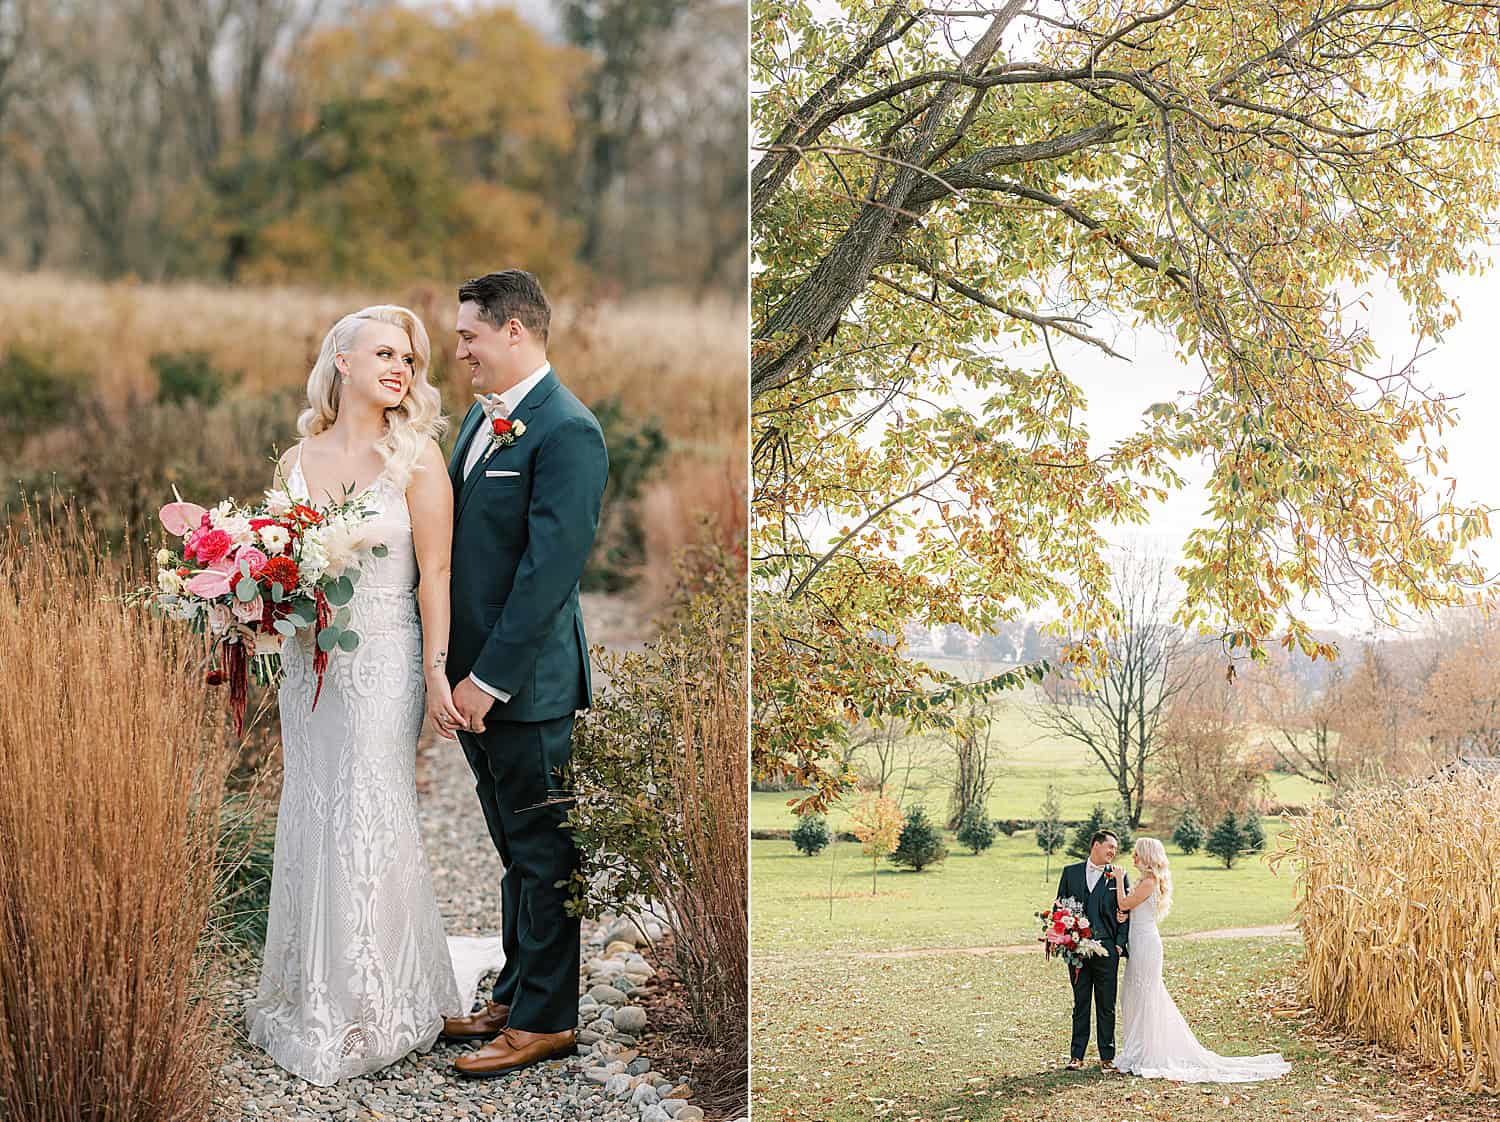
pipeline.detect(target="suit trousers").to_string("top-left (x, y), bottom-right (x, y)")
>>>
top-left (456, 712), bottom-right (580, 1034)
top-left (1070, 949), bottom-right (1120, 1061)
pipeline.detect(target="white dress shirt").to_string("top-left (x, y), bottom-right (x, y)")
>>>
top-left (1085, 860), bottom-right (1104, 893)
top-left (462, 362), bottom-right (552, 480)
top-left (464, 362), bottom-right (552, 706)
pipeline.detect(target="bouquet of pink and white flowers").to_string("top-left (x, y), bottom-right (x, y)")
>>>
top-left (144, 483), bottom-right (387, 733)
top-left (1038, 896), bottom-right (1109, 980)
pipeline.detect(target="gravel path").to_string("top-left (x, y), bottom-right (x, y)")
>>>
top-left (211, 595), bottom-right (716, 1122)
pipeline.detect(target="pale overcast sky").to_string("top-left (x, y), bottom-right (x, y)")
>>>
top-left (1008, 265), bottom-right (1500, 617)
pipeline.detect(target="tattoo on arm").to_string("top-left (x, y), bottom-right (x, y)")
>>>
top-left (430, 650), bottom-right (447, 672)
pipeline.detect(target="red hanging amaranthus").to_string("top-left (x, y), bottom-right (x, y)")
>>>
top-left (225, 637), bottom-right (249, 737)
top-left (312, 587), bottom-right (331, 710)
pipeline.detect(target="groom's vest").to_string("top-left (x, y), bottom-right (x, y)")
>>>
top-left (1058, 861), bottom-right (1130, 954)
top-left (446, 369), bottom-right (609, 722)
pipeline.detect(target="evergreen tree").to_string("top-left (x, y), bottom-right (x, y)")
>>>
top-left (791, 813), bottom-right (831, 857)
top-left (1066, 804), bottom-right (1109, 859)
top-left (1241, 811), bottom-right (1267, 853)
top-left (889, 805), bottom-right (948, 872)
top-left (1107, 801), bottom-right (1135, 854)
top-left (1171, 808), bottom-right (1205, 855)
top-left (1035, 788), bottom-right (1066, 881)
top-left (955, 806), bottom-right (996, 856)
top-left (1205, 812), bottom-right (1247, 868)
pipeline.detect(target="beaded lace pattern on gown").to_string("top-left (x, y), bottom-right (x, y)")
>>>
top-left (245, 450), bottom-right (465, 1086)
top-left (1115, 887), bottom-right (1291, 1083)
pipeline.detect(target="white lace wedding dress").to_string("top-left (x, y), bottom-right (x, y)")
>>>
top-left (1115, 887), bottom-right (1291, 1083)
top-left (245, 454), bottom-right (497, 1086)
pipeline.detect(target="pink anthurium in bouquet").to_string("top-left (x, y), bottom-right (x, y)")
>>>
top-left (137, 484), bottom-right (390, 734)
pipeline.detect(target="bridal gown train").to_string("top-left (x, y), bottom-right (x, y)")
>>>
top-left (1115, 888), bottom-right (1291, 1083)
top-left (245, 454), bottom-right (498, 1085)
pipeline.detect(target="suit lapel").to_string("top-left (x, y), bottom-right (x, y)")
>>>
top-left (449, 403), bottom-right (484, 491)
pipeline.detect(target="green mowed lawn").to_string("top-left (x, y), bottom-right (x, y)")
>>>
top-left (752, 823), bottom-right (1297, 956)
top-left (751, 937), bottom-right (1483, 1121)
top-left (751, 701), bottom-right (1326, 832)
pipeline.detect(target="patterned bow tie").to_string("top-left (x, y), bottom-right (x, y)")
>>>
top-left (475, 393), bottom-right (508, 421)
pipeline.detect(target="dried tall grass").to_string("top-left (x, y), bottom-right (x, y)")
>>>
top-left (565, 537), bottom-right (748, 1111)
top-left (1275, 773), bottom-right (1500, 1091)
top-left (0, 270), bottom-right (745, 449)
top-left (0, 506), bottom-right (235, 1121)
top-left (664, 573), bottom-right (749, 1098)
top-left (639, 456), bottom-right (748, 608)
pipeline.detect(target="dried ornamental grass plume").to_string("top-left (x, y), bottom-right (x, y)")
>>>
top-left (1272, 773), bottom-right (1500, 1091)
top-left (0, 504), bottom-right (237, 1122)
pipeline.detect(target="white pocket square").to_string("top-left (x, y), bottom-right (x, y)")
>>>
top-left (485, 470), bottom-right (520, 478)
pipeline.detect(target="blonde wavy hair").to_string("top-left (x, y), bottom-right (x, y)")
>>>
top-left (297, 305), bottom-right (446, 490)
top-left (1133, 837), bottom-right (1173, 921)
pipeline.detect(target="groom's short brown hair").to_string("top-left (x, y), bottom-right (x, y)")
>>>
top-left (458, 270), bottom-right (551, 344)
top-left (1091, 830), bottom-right (1119, 847)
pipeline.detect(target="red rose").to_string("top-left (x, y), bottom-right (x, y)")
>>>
top-left (194, 529), bottom-right (232, 565)
top-left (260, 555), bottom-right (300, 591)
top-left (492, 417), bottom-right (513, 435)
top-left (204, 669), bottom-right (226, 686)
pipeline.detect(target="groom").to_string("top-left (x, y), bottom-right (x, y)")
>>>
top-left (437, 269), bottom-right (609, 1078)
top-left (1055, 830), bottom-right (1131, 1072)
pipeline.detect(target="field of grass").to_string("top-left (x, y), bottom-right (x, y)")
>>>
top-left (751, 936), bottom-right (1493, 1122)
top-left (753, 818), bottom-right (1296, 957)
top-left (752, 700), bottom-right (1326, 833)
top-left (0, 270), bottom-right (745, 450)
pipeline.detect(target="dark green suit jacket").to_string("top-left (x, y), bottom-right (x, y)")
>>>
top-left (446, 369), bottom-right (608, 722)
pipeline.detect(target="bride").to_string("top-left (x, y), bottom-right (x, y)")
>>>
top-left (1111, 837), bottom-right (1291, 1083)
top-left (244, 305), bottom-right (474, 1085)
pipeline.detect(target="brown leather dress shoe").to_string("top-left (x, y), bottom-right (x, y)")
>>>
top-left (452, 1027), bottom-right (578, 1079)
top-left (439, 1001), bottom-right (509, 1043)
top-left (1100, 1060), bottom-right (1121, 1074)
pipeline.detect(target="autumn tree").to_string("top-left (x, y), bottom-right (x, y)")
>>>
top-left (214, 4), bottom-right (585, 287)
top-left (1334, 640), bottom-right (1433, 776)
top-left (751, 1), bottom-right (1499, 808)
top-left (1248, 652), bottom-right (1353, 785)
top-left (1420, 616), bottom-right (1500, 758)
top-left (1154, 652), bottom-right (1264, 822)
top-left (848, 792), bottom-right (902, 894)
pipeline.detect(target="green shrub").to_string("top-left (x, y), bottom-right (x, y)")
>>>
top-left (1172, 808), bottom-right (1205, 855)
top-left (791, 813), bottom-right (831, 856)
top-left (954, 806), bottom-right (996, 855)
top-left (151, 350), bottom-right (237, 405)
top-left (1205, 812), bottom-right (1248, 868)
top-left (1242, 811), bottom-right (1266, 853)
top-left (0, 348), bottom-right (76, 441)
top-left (889, 805), bottom-right (947, 872)
top-left (584, 397), bottom-right (669, 592)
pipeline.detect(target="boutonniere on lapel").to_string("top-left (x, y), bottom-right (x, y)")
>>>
top-left (488, 415), bottom-right (526, 452)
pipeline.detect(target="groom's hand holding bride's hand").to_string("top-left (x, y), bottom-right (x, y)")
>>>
top-left (451, 677), bottom-right (496, 735)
